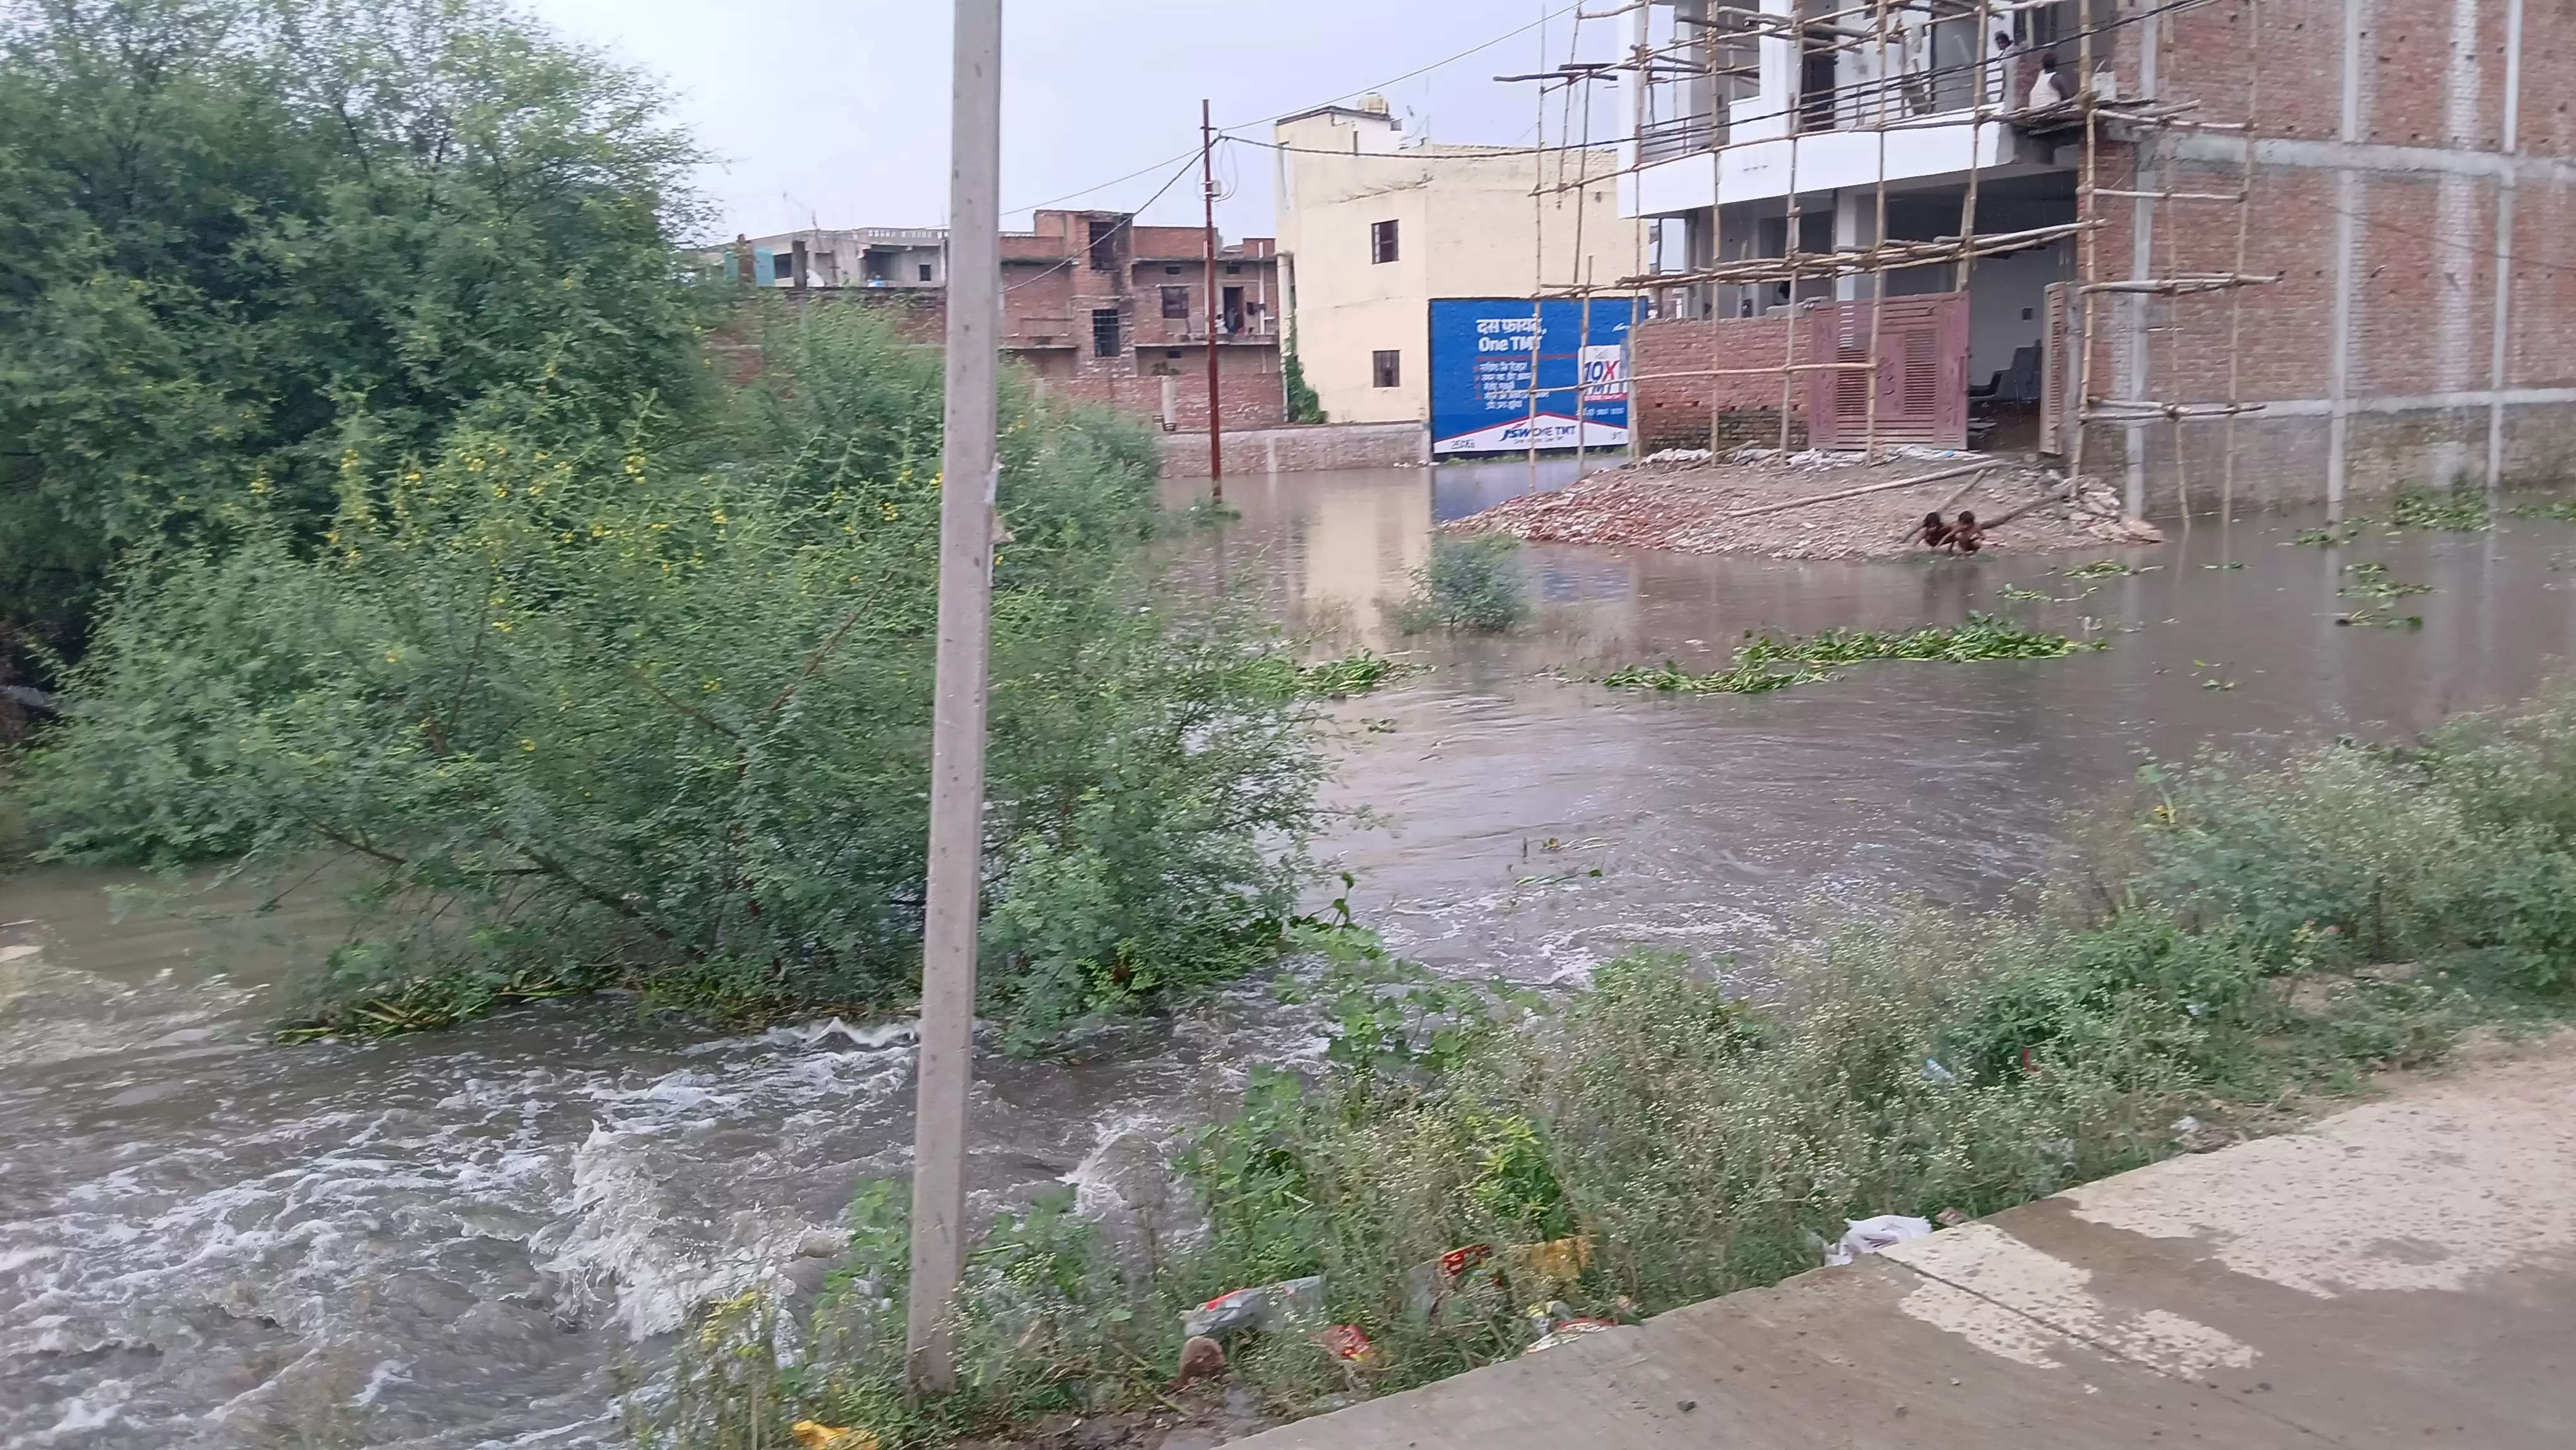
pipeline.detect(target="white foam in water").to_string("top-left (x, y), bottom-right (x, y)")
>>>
top-left (0, 966), bottom-right (931, 1448)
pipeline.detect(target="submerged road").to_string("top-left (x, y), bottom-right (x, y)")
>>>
top-left (1235, 1046), bottom-right (2576, 1449)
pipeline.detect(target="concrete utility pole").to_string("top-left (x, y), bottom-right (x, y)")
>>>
top-left (904, 0), bottom-right (1002, 1396)
top-left (1201, 99), bottom-right (1225, 496)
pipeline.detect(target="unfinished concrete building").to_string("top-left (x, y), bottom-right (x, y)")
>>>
top-left (1607, 0), bottom-right (2572, 518)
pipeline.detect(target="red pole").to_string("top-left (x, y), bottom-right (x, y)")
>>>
top-left (1201, 99), bottom-right (1224, 496)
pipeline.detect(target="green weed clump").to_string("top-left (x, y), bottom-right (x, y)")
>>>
top-left (1391, 536), bottom-right (1530, 633)
top-left (2386, 488), bottom-right (2491, 532)
top-left (638, 688), bottom-right (2576, 1449)
top-left (2291, 520), bottom-right (2365, 546)
top-left (1297, 652), bottom-right (1429, 700)
top-left (1607, 614), bottom-right (2100, 695)
top-left (2339, 561), bottom-right (2435, 601)
top-left (2063, 559), bottom-right (2145, 580)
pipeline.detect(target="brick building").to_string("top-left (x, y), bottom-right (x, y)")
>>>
top-left (704, 210), bottom-right (1289, 431)
top-left (1620, 0), bottom-right (2576, 516)
top-left (1001, 210), bottom-right (1287, 431)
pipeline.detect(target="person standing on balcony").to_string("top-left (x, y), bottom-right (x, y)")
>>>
top-left (2027, 52), bottom-right (2066, 111)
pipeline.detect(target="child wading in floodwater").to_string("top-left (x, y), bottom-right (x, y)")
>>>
top-left (1916, 512), bottom-right (1952, 549)
top-left (1947, 510), bottom-right (1987, 554)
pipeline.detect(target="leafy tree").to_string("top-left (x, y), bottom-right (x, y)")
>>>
top-left (0, 0), bottom-right (712, 682)
top-left (27, 308), bottom-right (1326, 1040)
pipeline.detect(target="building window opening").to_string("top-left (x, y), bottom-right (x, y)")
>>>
top-left (1088, 219), bottom-right (1120, 271)
top-left (1371, 219), bottom-right (1400, 264)
top-left (1799, 28), bottom-right (1837, 132)
top-left (1224, 261), bottom-right (1242, 275)
top-left (1372, 349), bottom-right (1402, 388)
top-left (1092, 308), bottom-right (1121, 358)
top-left (865, 251), bottom-right (891, 282)
top-left (1166, 263), bottom-right (1184, 275)
top-left (1222, 285), bottom-right (1246, 335)
top-left (917, 262), bottom-right (934, 282)
top-left (1160, 285), bottom-right (1191, 319)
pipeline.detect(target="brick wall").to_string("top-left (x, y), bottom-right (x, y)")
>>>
top-left (2069, 0), bottom-right (2576, 512)
top-left (1629, 315), bottom-right (1812, 452)
top-left (1159, 422), bottom-right (1427, 478)
top-left (1020, 345), bottom-right (1287, 430)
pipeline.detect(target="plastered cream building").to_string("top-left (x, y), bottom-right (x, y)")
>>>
top-left (1272, 98), bottom-right (1644, 426)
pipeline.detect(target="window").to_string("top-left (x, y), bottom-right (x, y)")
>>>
top-left (1088, 220), bottom-right (1120, 271)
top-left (1165, 264), bottom-right (1184, 275)
top-left (1091, 308), bottom-right (1121, 358)
top-left (1370, 220), bottom-right (1399, 265)
top-left (1372, 349), bottom-right (1402, 388)
top-left (918, 263), bottom-right (934, 282)
top-left (1160, 285), bottom-right (1191, 319)
top-left (1224, 261), bottom-right (1242, 275)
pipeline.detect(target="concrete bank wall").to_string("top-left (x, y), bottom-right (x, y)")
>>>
top-left (1159, 422), bottom-right (1427, 479)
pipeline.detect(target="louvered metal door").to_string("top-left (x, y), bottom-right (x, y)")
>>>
top-left (1804, 292), bottom-right (1969, 450)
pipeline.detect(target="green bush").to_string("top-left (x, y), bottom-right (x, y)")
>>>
top-left (27, 307), bottom-right (1325, 1041)
top-left (1391, 534), bottom-right (1530, 633)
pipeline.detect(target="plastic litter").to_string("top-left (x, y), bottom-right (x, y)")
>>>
top-left (1525, 1315), bottom-right (1620, 1354)
top-left (1403, 1244), bottom-right (1493, 1324)
top-left (1512, 1235), bottom-right (1591, 1283)
top-left (1823, 1214), bottom-right (1934, 1266)
top-left (790, 1424), bottom-right (879, 1450)
top-left (1172, 1334), bottom-right (1227, 1387)
top-left (1182, 1274), bottom-right (1325, 1341)
top-left (1920, 1057), bottom-right (1959, 1085)
top-left (1317, 1324), bottom-right (1380, 1367)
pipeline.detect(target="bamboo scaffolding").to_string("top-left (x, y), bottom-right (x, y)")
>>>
top-left (1485, 0), bottom-right (2276, 514)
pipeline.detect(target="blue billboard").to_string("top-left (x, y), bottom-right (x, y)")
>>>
top-left (1428, 296), bottom-right (1640, 457)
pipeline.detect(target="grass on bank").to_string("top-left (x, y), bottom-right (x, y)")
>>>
top-left (633, 685), bottom-right (2576, 1449)
top-left (1605, 613), bottom-right (2102, 696)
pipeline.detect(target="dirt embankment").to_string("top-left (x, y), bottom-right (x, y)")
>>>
top-left (1452, 451), bottom-right (2160, 561)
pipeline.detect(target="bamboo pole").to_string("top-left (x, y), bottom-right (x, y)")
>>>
top-left (1719, 457), bottom-right (1998, 519)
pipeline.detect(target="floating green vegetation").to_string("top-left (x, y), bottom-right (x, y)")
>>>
top-left (1604, 659), bottom-right (1828, 695)
top-left (1297, 651), bottom-right (1429, 699)
top-left (2385, 488), bottom-right (2491, 532)
top-left (1606, 614), bottom-right (2104, 696)
top-left (2337, 609), bottom-right (2426, 630)
top-left (2340, 561), bottom-right (2435, 601)
top-left (2000, 582), bottom-right (2094, 604)
top-left (2510, 499), bottom-right (2576, 523)
top-left (2063, 559), bottom-right (2150, 580)
top-left (2292, 520), bottom-right (2366, 547)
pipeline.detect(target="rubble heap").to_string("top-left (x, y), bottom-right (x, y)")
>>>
top-left (1452, 452), bottom-right (2159, 561)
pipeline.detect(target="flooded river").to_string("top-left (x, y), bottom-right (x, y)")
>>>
top-left (8, 463), bottom-right (2575, 1446)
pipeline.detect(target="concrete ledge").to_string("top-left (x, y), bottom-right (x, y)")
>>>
top-left (1160, 423), bottom-right (1428, 478)
top-left (1234, 1048), bottom-right (2576, 1448)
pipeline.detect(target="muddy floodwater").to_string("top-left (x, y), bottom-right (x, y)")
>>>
top-left (8, 462), bottom-right (2576, 1446)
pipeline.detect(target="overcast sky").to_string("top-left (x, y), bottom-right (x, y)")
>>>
top-left (520, 0), bottom-right (1628, 244)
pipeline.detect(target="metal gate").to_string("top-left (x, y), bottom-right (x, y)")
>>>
top-left (1802, 292), bottom-right (1970, 450)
